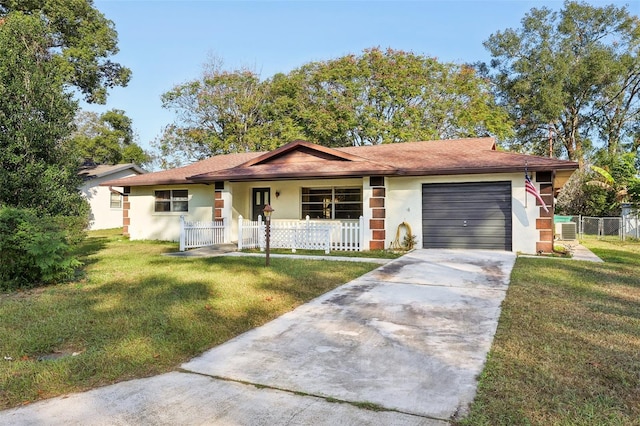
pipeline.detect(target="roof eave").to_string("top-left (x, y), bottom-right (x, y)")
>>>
top-left (189, 169), bottom-right (397, 182)
top-left (100, 177), bottom-right (197, 187)
top-left (394, 164), bottom-right (579, 177)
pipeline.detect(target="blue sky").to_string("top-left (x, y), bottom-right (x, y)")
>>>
top-left (87, 0), bottom-right (636, 154)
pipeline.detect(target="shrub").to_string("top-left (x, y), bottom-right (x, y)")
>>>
top-left (0, 207), bottom-right (84, 291)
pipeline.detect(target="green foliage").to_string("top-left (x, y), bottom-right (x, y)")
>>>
top-left (0, 207), bottom-right (83, 290)
top-left (0, 12), bottom-right (88, 217)
top-left (69, 109), bottom-right (152, 166)
top-left (0, 0), bottom-right (131, 104)
top-left (156, 48), bottom-right (513, 167)
top-left (484, 1), bottom-right (640, 167)
top-left (291, 48), bottom-right (513, 147)
top-left (557, 153), bottom-right (639, 216)
top-left (629, 179), bottom-right (640, 206)
top-left (156, 61), bottom-right (282, 167)
top-left (0, 2), bottom-right (127, 289)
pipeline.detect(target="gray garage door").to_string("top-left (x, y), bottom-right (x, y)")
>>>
top-left (422, 182), bottom-right (512, 250)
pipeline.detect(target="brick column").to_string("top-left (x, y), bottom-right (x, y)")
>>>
top-left (535, 172), bottom-right (554, 253)
top-left (122, 188), bottom-right (130, 237)
top-left (214, 182), bottom-right (224, 220)
top-left (214, 192), bottom-right (224, 219)
top-left (369, 178), bottom-right (386, 250)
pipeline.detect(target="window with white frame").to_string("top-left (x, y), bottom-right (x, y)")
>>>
top-left (301, 187), bottom-right (362, 219)
top-left (154, 189), bottom-right (188, 212)
top-left (110, 192), bottom-right (122, 209)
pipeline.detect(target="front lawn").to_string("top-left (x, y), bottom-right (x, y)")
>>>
top-left (459, 239), bottom-right (640, 425)
top-left (0, 229), bottom-right (377, 409)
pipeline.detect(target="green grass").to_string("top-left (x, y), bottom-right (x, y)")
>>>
top-left (459, 240), bottom-right (640, 425)
top-left (0, 229), bottom-right (377, 409)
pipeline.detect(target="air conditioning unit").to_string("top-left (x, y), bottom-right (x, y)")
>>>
top-left (555, 222), bottom-right (577, 240)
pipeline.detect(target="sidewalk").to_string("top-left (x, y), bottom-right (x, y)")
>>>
top-left (570, 243), bottom-right (604, 262)
top-left (164, 244), bottom-right (393, 264)
top-left (517, 243), bottom-right (603, 262)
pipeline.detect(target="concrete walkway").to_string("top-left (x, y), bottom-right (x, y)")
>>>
top-left (164, 244), bottom-right (393, 264)
top-left (518, 243), bottom-right (603, 262)
top-left (569, 243), bottom-right (604, 262)
top-left (0, 249), bottom-right (517, 425)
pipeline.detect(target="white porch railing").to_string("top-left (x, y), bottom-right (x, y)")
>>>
top-left (179, 216), bottom-right (226, 251)
top-left (237, 215), bottom-right (263, 251)
top-left (238, 215), bottom-right (364, 253)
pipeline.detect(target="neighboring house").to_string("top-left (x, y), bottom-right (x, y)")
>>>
top-left (102, 138), bottom-right (578, 254)
top-left (79, 163), bottom-right (146, 230)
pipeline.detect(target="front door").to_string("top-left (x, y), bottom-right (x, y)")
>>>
top-left (252, 188), bottom-right (271, 221)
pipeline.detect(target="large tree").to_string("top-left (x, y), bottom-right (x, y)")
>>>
top-left (70, 109), bottom-right (151, 166)
top-left (157, 48), bottom-right (512, 166)
top-left (290, 48), bottom-right (512, 147)
top-left (156, 60), bottom-right (284, 168)
top-left (0, 0), bottom-right (131, 104)
top-left (484, 1), bottom-right (640, 167)
top-left (0, 12), bottom-right (85, 216)
top-left (0, 1), bottom-right (130, 215)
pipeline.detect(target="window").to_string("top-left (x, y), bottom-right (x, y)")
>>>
top-left (155, 189), bottom-right (188, 212)
top-left (301, 187), bottom-right (362, 219)
top-left (110, 192), bottom-right (122, 209)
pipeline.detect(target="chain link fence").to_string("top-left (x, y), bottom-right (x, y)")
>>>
top-left (623, 214), bottom-right (640, 240)
top-left (558, 214), bottom-right (639, 241)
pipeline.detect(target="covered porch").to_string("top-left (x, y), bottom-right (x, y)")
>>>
top-left (180, 177), bottom-right (374, 252)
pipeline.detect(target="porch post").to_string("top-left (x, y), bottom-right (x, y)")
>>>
top-left (359, 216), bottom-right (364, 252)
top-left (238, 215), bottom-right (244, 250)
top-left (214, 181), bottom-right (234, 243)
top-left (258, 215), bottom-right (265, 251)
top-left (179, 215), bottom-right (186, 251)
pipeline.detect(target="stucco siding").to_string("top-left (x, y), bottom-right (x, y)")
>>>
top-left (125, 174), bottom-right (543, 253)
top-left (80, 169), bottom-right (139, 230)
top-left (386, 173), bottom-right (540, 254)
top-left (128, 185), bottom-right (214, 241)
top-left (229, 178), bottom-right (364, 221)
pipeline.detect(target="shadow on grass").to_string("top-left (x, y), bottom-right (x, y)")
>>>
top-left (461, 255), bottom-right (640, 425)
top-left (0, 245), bottom-right (376, 409)
top-left (0, 272), bottom-right (278, 406)
top-left (73, 236), bottom-right (109, 264)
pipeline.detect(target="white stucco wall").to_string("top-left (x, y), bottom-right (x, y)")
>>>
top-left (127, 174), bottom-right (544, 253)
top-left (128, 184), bottom-right (214, 241)
top-left (80, 169), bottom-right (140, 230)
top-left (228, 178), bottom-right (364, 222)
top-left (385, 173), bottom-right (541, 254)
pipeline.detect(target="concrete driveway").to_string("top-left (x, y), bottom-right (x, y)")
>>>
top-left (0, 249), bottom-right (516, 425)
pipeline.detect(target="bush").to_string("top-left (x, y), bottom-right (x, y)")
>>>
top-left (0, 207), bottom-right (84, 291)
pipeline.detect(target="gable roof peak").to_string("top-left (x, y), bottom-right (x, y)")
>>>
top-left (240, 139), bottom-right (366, 167)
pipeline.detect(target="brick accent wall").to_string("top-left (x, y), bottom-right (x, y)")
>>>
top-left (214, 190), bottom-right (223, 220)
top-left (535, 173), bottom-right (554, 253)
top-left (122, 194), bottom-right (130, 237)
top-left (369, 178), bottom-right (386, 250)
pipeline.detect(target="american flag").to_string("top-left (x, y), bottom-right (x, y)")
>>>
top-left (525, 173), bottom-right (549, 213)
